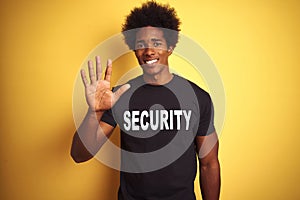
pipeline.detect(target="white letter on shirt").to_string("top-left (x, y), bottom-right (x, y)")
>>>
top-left (183, 110), bottom-right (192, 130)
top-left (174, 110), bottom-right (182, 130)
top-left (123, 111), bottom-right (131, 131)
top-left (160, 110), bottom-right (169, 130)
top-left (140, 110), bottom-right (149, 131)
top-left (150, 110), bottom-right (159, 130)
top-left (132, 111), bottom-right (140, 131)
top-left (169, 110), bottom-right (173, 130)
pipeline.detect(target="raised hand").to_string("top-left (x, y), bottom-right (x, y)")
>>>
top-left (80, 56), bottom-right (130, 112)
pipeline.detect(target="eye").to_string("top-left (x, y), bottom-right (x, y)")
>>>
top-left (135, 43), bottom-right (145, 49)
top-left (153, 42), bottom-right (162, 47)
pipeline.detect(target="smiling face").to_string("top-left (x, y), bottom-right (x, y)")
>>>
top-left (134, 27), bottom-right (173, 77)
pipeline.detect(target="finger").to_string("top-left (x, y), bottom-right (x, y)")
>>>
top-left (113, 84), bottom-right (131, 104)
top-left (80, 69), bottom-right (89, 87)
top-left (95, 56), bottom-right (102, 80)
top-left (88, 60), bottom-right (96, 84)
top-left (104, 59), bottom-right (112, 82)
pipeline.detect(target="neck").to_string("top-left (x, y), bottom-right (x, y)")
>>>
top-left (143, 71), bottom-right (174, 85)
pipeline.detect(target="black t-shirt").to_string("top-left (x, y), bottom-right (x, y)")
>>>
top-left (101, 74), bottom-right (215, 200)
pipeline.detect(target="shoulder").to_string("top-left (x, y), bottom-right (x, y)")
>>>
top-left (127, 75), bottom-right (144, 86)
top-left (174, 74), bottom-right (211, 102)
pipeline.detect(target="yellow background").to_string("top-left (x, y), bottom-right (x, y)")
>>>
top-left (1, 0), bottom-right (300, 199)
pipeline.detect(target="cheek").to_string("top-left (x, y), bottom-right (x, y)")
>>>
top-left (158, 51), bottom-right (168, 59)
top-left (134, 51), bottom-right (142, 60)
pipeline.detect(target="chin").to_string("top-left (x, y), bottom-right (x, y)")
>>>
top-left (141, 64), bottom-right (158, 73)
top-left (143, 69), bottom-right (158, 76)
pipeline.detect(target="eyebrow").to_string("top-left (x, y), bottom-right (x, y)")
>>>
top-left (136, 38), bottom-right (163, 43)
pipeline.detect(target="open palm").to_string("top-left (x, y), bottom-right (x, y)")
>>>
top-left (81, 56), bottom-right (130, 112)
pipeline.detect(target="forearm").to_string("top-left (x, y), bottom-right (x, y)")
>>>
top-left (199, 160), bottom-right (220, 200)
top-left (71, 56), bottom-right (129, 163)
top-left (71, 109), bottom-right (105, 162)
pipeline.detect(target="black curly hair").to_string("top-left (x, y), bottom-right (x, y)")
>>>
top-left (122, 1), bottom-right (181, 50)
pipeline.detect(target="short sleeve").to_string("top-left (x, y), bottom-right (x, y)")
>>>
top-left (207, 102), bottom-right (216, 135)
top-left (101, 108), bottom-right (117, 127)
top-left (196, 96), bottom-right (216, 136)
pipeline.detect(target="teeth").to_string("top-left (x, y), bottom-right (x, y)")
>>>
top-left (145, 59), bottom-right (158, 64)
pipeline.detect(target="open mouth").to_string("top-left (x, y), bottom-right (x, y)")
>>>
top-left (144, 59), bottom-right (158, 65)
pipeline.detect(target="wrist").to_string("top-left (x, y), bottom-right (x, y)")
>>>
top-left (87, 108), bottom-right (104, 120)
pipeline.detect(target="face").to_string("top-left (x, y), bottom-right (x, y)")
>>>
top-left (134, 27), bottom-right (173, 76)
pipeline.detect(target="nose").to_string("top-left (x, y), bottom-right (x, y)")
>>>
top-left (143, 47), bottom-right (155, 57)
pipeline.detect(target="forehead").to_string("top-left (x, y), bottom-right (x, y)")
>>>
top-left (135, 27), bottom-right (165, 41)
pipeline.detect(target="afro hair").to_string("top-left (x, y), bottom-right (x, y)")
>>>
top-left (122, 1), bottom-right (181, 50)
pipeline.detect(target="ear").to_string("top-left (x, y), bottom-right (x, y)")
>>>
top-left (167, 46), bottom-right (174, 55)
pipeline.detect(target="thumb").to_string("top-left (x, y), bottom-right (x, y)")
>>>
top-left (112, 84), bottom-right (131, 104)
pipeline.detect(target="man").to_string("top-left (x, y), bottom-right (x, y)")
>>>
top-left (71, 1), bottom-right (220, 200)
